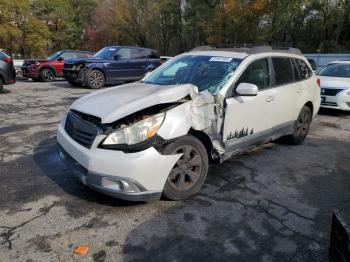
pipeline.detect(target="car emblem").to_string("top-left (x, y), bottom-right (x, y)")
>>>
top-left (321, 89), bottom-right (325, 94)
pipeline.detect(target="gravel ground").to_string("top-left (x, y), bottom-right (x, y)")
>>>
top-left (0, 80), bottom-right (350, 262)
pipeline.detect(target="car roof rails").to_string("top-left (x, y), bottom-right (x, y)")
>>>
top-left (190, 45), bottom-right (302, 55)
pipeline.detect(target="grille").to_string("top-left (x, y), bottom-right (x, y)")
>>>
top-left (321, 88), bottom-right (343, 96)
top-left (64, 110), bottom-right (101, 149)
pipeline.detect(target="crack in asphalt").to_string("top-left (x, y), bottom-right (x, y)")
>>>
top-left (0, 202), bottom-right (58, 249)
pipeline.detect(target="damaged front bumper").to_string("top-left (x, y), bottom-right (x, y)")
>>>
top-left (57, 121), bottom-right (181, 201)
top-left (62, 68), bottom-right (86, 84)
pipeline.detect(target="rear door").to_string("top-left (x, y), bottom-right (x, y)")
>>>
top-left (270, 57), bottom-right (307, 128)
top-left (108, 47), bottom-right (133, 81)
top-left (223, 58), bottom-right (279, 151)
top-left (130, 48), bottom-right (148, 78)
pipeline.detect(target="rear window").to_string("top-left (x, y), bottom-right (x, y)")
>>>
top-left (272, 57), bottom-right (294, 86)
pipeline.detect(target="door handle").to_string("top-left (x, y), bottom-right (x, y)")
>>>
top-left (266, 96), bottom-right (275, 102)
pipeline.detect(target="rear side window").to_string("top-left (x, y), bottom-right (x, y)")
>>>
top-left (272, 57), bottom-right (294, 86)
top-left (61, 52), bottom-right (78, 60)
top-left (236, 58), bottom-right (270, 90)
top-left (295, 59), bottom-right (313, 79)
top-left (132, 49), bottom-right (147, 59)
top-left (147, 50), bottom-right (160, 59)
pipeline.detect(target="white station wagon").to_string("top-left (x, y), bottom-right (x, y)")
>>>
top-left (57, 46), bottom-right (321, 201)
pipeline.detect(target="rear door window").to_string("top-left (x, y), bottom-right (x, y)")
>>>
top-left (115, 48), bottom-right (132, 60)
top-left (295, 59), bottom-right (313, 79)
top-left (131, 49), bottom-right (147, 59)
top-left (61, 52), bottom-right (78, 60)
top-left (292, 59), bottom-right (301, 81)
top-left (272, 57), bottom-right (294, 86)
top-left (236, 58), bottom-right (270, 90)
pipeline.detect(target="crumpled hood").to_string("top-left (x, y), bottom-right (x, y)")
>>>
top-left (319, 76), bottom-right (350, 89)
top-left (71, 82), bottom-right (195, 123)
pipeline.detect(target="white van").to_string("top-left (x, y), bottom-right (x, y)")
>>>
top-left (57, 46), bottom-right (321, 201)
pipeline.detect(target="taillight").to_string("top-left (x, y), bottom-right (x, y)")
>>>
top-left (317, 78), bottom-right (320, 88)
top-left (2, 57), bottom-right (12, 63)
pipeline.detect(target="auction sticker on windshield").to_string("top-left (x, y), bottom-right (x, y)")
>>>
top-left (209, 57), bottom-right (233, 62)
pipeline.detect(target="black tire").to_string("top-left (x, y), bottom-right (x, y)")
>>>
top-left (162, 135), bottom-right (209, 200)
top-left (68, 80), bottom-right (82, 87)
top-left (285, 106), bottom-right (312, 145)
top-left (40, 68), bottom-right (55, 82)
top-left (0, 78), bottom-right (3, 91)
top-left (86, 70), bottom-right (105, 89)
top-left (31, 77), bottom-right (40, 82)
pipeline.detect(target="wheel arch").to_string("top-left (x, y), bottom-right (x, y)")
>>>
top-left (188, 128), bottom-right (215, 162)
top-left (304, 101), bottom-right (314, 115)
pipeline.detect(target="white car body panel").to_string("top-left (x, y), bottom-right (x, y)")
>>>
top-left (57, 49), bottom-right (321, 200)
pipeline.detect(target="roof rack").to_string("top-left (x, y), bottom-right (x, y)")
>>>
top-left (190, 45), bottom-right (302, 55)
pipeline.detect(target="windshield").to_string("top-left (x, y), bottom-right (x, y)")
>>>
top-left (94, 47), bottom-right (117, 59)
top-left (47, 51), bottom-right (63, 60)
top-left (318, 63), bottom-right (350, 78)
top-left (143, 55), bottom-right (242, 94)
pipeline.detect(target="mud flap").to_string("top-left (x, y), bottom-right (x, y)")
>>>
top-left (329, 211), bottom-right (350, 262)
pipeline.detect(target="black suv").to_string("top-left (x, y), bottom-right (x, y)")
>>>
top-left (63, 46), bottom-right (162, 88)
top-left (0, 51), bottom-right (16, 90)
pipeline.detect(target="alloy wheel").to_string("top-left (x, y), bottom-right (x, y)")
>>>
top-left (43, 69), bottom-right (54, 81)
top-left (168, 145), bottom-right (203, 191)
top-left (89, 71), bottom-right (104, 88)
top-left (296, 109), bottom-right (311, 137)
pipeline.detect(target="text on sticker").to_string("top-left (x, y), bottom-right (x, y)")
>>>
top-left (209, 57), bottom-right (233, 62)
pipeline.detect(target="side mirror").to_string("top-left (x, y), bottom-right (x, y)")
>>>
top-left (236, 83), bottom-right (258, 96)
top-left (58, 57), bottom-right (64, 62)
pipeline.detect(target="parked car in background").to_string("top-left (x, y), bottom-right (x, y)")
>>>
top-left (13, 60), bottom-right (24, 76)
top-left (57, 46), bottom-right (320, 201)
top-left (0, 51), bottom-right (16, 90)
top-left (63, 46), bottom-right (162, 89)
top-left (21, 50), bottom-right (93, 82)
top-left (318, 60), bottom-right (350, 111)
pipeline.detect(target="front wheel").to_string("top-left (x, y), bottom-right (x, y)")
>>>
top-left (86, 70), bottom-right (105, 89)
top-left (40, 68), bottom-right (55, 82)
top-left (162, 136), bottom-right (209, 200)
top-left (285, 106), bottom-right (312, 145)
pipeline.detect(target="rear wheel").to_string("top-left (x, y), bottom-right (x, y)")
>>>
top-left (285, 106), bottom-right (312, 145)
top-left (162, 136), bottom-right (209, 200)
top-left (40, 68), bottom-right (55, 82)
top-left (86, 70), bottom-right (105, 89)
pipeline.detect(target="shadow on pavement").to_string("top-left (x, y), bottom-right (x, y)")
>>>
top-left (121, 137), bottom-right (350, 262)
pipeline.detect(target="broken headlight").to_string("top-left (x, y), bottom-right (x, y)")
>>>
top-left (102, 113), bottom-right (165, 146)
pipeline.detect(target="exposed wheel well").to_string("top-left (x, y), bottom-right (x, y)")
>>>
top-left (304, 101), bottom-right (313, 115)
top-left (188, 129), bottom-right (215, 162)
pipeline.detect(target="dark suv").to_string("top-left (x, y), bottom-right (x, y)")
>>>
top-left (22, 50), bottom-right (93, 82)
top-left (63, 46), bottom-right (162, 88)
top-left (0, 51), bottom-right (16, 90)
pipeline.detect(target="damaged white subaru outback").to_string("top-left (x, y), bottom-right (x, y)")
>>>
top-left (57, 46), bottom-right (320, 201)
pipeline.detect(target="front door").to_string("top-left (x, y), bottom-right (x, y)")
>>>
top-left (108, 48), bottom-right (133, 81)
top-left (223, 58), bottom-right (278, 152)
